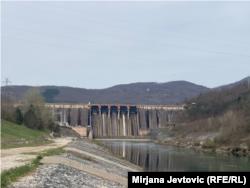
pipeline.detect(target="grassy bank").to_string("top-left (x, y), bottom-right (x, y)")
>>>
top-left (1, 119), bottom-right (53, 149)
top-left (1, 146), bottom-right (66, 188)
top-left (91, 139), bottom-right (103, 147)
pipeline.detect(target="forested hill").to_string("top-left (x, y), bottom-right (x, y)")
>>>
top-left (5, 81), bottom-right (210, 105)
top-left (179, 80), bottom-right (250, 122)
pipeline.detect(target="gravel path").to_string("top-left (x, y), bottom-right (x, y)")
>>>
top-left (1, 154), bottom-right (36, 172)
top-left (8, 165), bottom-right (125, 188)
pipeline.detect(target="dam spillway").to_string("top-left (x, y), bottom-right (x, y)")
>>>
top-left (45, 103), bottom-right (183, 138)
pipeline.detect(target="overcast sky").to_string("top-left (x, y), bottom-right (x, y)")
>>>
top-left (1, 1), bottom-right (250, 89)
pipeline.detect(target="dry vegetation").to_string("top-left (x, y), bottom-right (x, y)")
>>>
top-left (1, 88), bottom-right (56, 132)
top-left (174, 81), bottom-right (250, 148)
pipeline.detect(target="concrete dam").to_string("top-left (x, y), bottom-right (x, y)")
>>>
top-left (46, 103), bottom-right (184, 138)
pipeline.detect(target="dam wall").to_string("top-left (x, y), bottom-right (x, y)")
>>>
top-left (45, 103), bottom-right (183, 138)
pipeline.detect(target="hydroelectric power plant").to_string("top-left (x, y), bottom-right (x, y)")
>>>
top-left (46, 103), bottom-right (183, 138)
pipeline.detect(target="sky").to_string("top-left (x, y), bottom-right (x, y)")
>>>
top-left (1, 1), bottom-right (250, 89)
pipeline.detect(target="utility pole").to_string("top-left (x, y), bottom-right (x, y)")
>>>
top-left (1, 78), bottom-right (12, 102)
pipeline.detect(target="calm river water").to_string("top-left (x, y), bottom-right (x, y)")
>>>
top-left (102, 141), bottom-right (250, 171)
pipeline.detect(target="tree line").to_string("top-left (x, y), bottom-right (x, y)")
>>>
top-left (1, 87), bottom-right (57, 132)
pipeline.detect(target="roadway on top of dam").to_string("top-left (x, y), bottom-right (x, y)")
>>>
top-left (45, 103), bottom-right (184, 110)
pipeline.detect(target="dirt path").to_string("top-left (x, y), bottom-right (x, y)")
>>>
top-left (1, 137), bottom-right (73, 172)
top-left (1, 137), bottom-right (73, 158)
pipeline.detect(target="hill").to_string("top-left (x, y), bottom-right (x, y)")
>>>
top-left (163, 80), bottom-right (250, 149)
top-left (4, 81), bottom-right (210, 105)
top-left (214, 77), bottom-right (249, 89)
top-left (1, 120), bottom-right (53, 149)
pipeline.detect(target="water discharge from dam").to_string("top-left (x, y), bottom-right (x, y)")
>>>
top-left (111, 113), bottom-right (117, 136)
top-left (102, 141), bottom-right (250, 172)
top-left (92, 113), bottom-right (98, 137)
top-left (102, 113), bottom-right (107, 136)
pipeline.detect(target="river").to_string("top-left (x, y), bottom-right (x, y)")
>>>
top-left (101, 141), bottom-right (250, 171)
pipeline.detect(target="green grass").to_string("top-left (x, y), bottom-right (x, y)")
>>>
top-left (91, 139), bottom-right (103, 147)
top-left (1, 146), bottom-right (66, 188)
top-left (112, 153), bottom-right (126, 160)
top-left (65, 150), bottom-right (98, 163)
top-left (1, 119), bottom-right (53, 149)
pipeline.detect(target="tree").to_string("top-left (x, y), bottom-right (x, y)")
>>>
top-left (24, 105), bottom-right (38, 129)
top-left (15, 107), bottom-right (23, 125)
top-left (22, 87), bottom-right (54, 130)
top-left (23, 87), bottom-right (45, 109)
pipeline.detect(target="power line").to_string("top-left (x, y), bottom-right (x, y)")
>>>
top-left (35, 1), bottom-right (250, 45)
top-left (3, 14), bottom-right (250, 58)
top-left (2, 26), bottom-right (249, 66)
top-left (2, 36), bottom-right (250, 72)
top-left (4, 2), bottom-right (250, 48)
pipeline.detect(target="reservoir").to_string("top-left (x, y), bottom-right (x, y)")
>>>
top-left (102, 141), bottom-right (250, 171)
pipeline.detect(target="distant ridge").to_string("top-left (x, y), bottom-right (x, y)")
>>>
top-left (213, 77), bottom-right (249, 89)
top-left (4, 81), bottom-right (209, 105)
top-left (3, 77), bottom-right (247, 105)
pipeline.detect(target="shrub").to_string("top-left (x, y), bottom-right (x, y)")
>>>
top-left (24, 105), bottom-right (43, 130)
top-left (53, 124), bottom-right (60, 133)
top-left (163, 139), bottom-right (168, 143)
top-left (47, 119), bottom-right (55, 131)
top-left (6, 112), bottom-right (14, 123)
top-left (202, 139), bottom-right (217, 149)
top-left (177, 138), bottom-right (187, 144)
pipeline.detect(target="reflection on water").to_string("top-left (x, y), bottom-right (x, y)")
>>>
top-left (102, 141), bottom-right (250, 171)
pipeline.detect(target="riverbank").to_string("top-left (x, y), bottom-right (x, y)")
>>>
top-left (5, 138), bottom-right (141, 188)
top-left (149, 127), bottom-right (250, 157)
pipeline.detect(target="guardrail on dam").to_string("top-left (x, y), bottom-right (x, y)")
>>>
top-left (45, 103), bottom-right (184, 138)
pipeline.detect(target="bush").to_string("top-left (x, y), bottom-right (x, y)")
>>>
top-left (163, 139), bottom-right (169, 143)
top-left (6, 112), bottom-right (14, 123)
top-left (202, 139), bottom-right (217, 149)
top-left (24, 105), bottom-right (43, 130)
top-left (53, 124), bottom-right (60, 133)
top-left (47, 119), bottom-right (55, 131)
top-left (177, 138), bottom-right (187, 144)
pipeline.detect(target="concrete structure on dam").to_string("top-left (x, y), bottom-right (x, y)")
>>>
top-left (45, 103), bottom-right (184, 138)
